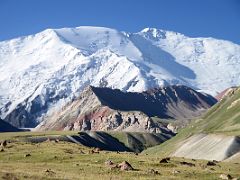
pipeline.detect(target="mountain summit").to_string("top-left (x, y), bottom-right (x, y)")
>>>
top-left (0, 26), bottom-right (239, 127)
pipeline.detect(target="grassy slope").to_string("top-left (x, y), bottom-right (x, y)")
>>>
top-left (144, 87), bottom-right (240, 155)
top-left (0, 136), bottom-right (240, 179)
top-left (198, 88), bottom-right (240, 135)
top-left (109, 131), bottom-right (171, 152)
top-left (0, 130), bottom-right (171, 153)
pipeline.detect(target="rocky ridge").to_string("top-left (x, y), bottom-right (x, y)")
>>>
top-left (36, 85), bottom-right (217, 132)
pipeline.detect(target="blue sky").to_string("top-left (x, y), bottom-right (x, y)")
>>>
top-left (0, 0), bottom-right (240, 44)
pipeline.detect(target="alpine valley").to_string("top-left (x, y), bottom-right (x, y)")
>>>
top-left (1, 26), bottom-right (240, 180)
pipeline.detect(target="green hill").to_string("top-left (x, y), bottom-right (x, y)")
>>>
top-left (196, 87), bottom-right (240, 135)
top-left (144, 87), bottom-right (240, 157)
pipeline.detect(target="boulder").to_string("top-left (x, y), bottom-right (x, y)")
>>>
top-left (24, 153), bottom-right (31, 157)
top-left (118, 161), bottom-right (134, 171)
top-left (160, 157), bottom-right (170, 163)
top-left (206, 161), bottom-right (217, 166)
top-left (148, 169), bottom-right (160, 175)
top-left (1, 140), bottom-right (7, 147)
top-left (105, 160), bottom-right (118, 170)
top-left (219, 174), bottom-right (233, 180)
top-left (105, 160), bottom-right (114, 166)
top-left (179, 161), bottom-right (195, 167)
top-left (172, 169), bottom-right (180, 174)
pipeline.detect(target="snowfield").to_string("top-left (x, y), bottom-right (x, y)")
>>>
top-left (0, 26), bottom-right (240, 126)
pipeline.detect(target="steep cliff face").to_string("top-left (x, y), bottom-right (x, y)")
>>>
top-left (35, 85), bottom-right (216, 132)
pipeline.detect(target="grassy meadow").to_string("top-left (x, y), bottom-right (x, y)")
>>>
top-left (0, 132), bottom-right (239, 180)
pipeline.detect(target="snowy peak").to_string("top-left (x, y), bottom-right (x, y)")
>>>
top-left (139, 27), bottom-right (186, 43)
top-left (141, 28), bottom-right (167, 38)
top-left (0, 26), bottom-right (240, 128)
top-left (52, 26), bottom-right (142, 60)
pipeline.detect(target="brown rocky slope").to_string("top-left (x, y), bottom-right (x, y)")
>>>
top-left (35, 85), bottom-right (217, 132)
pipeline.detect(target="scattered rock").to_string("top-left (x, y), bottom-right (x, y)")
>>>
top-left (45, 169), bottom-right (55, 175)
top-left (179, 161), bottom-right (195, 167)
top-left (206, 161), bottom-right (217, 166)
top-left (172, 169), bottom-right (180, 174)
top-left (94, 147), bottom-right (101, 152)
top-left (79, 150), bottom-right (85, 154)
top-left (1, 140), bottom-right (7, 147)
top-left (88, 149), bottom-right (99, 154)
top-left (105, 160), bottom-right (118, 170)
top-left (219, 174), bottom-right (233, 180)
top-left (167, 123), bottom-right (178, 133)
top-left (105, 160), bottom-right (134, 171)
top-left (148, 169), bottom-right (160, 175)
top-left (45, 138), bottom-right (59, 143)
top-left (88, 149), bottom-right (94, 154)
top-left (118, 161), bottom-right (134, 171)
top-left (105, 160), bottom-right (114, 166)
top-left (45, 169), bottom-right (50, 172)
top-left (199, 164), bottom-right (207, 169)
top-left (160, 157), bottom-right (170, 163)
top-left (64, 149), bottom-right (73, 154)
top-left (109, 165), bottom-right (118, 170)
top-left (1, 173), bottom-right (18, 180)
top-left (24, 153), bottom-right (31, 157)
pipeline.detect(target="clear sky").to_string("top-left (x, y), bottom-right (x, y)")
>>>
top-left (0, 0), bottom-right (240, 44)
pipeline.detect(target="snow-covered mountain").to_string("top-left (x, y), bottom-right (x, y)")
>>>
top-left (0, 26), bottom-right (239, 127)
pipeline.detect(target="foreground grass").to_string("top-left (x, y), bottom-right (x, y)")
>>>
top-left (0, 134), bottom-right (239, 179)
